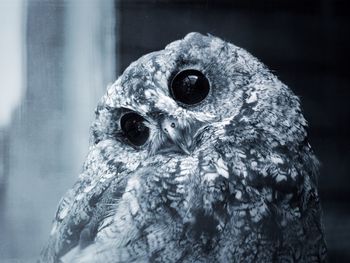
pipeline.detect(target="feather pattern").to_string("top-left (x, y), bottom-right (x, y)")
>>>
top-left (39, 32), bottom-right (326, 263)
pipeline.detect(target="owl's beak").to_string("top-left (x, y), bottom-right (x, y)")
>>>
top-left (161, 118), bottom-right (193, 155)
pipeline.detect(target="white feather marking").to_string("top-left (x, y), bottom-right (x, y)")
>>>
top-left (238, 152), bottom-right (247, 158)
top-left (175, 176), bottom-right (188, 183)
top-left (204, 172), bottom-right (219, 182)
top-left (144, 89), bottom-right (155, 99)
top-left (83, 183), bottom-right (96, 193)
top-left (275, 174), bottom-right (287, 182)
top-left (123, 177), bottom-right (141, 216)
top-left (235, 190), bottom-right (242, 200)
top-left (271, 155), bottom-right (284, 165)
top-left (215, 158), bottom-right (229, 178)
top-left (75, 193), bottom-right (84, 201)
top-left (246, 90), bottom-right (258, 103)
top-left (217, 167), bottom-right (229, 179)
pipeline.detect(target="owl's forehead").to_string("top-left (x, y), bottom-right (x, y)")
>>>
top-left (103, 33), bottom-right (228, 114)
top-left (104, 51), bottom-right (177, 115)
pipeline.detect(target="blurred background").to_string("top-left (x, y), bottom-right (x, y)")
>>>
top-left (0, 0), bottom-right (349, 262)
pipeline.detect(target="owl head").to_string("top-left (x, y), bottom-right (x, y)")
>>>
top-left (91, 32), bottom-right (306, 165)
top-left (41, 32), bottom-right (325, 263)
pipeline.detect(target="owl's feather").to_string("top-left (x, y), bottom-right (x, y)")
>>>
top-left (39, 33), bottom-right (326, 262)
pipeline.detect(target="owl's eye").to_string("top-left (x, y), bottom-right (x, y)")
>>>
top-left (170, 69), bottom-right (210, 105)
top-left (120, 112), bottom-right (149, 147)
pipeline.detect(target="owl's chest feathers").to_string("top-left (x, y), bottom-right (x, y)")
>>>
top-left (114, 147), bottom-right (295, 236)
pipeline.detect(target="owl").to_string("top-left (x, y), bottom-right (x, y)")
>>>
top-left (39, 32), bottom-right (327, 262)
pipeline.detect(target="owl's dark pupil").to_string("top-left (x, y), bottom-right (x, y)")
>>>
top-left (170, 69), bottom-right (210, 105)
top-left (120, 112), bottom-right (149, 146)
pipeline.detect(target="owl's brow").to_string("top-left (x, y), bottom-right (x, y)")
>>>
top-left (203, 43), bottom-right (227, 73)
top-left (106, 88), bottom-right (113, 104)
top-left (104, 83), bottom-right (122, 109)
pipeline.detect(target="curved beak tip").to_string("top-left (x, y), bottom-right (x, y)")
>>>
top-left (161, 118), bottom-right (195, 155)
top-left (178, 143), bottom-right (191, 155)
top-left (169, 136), bottom-right (193, 155)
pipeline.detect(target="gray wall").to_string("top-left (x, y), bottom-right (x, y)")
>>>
top-left (0, 0), bottom-right (117, 261)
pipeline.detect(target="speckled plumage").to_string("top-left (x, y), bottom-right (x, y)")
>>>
top-left (40, 32), bottom-right (327, 263)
